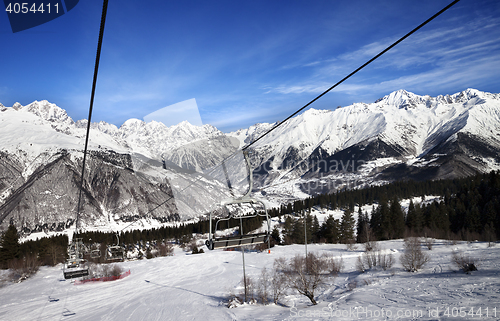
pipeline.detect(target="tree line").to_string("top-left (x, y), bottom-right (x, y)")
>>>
top-left (2, 170), bottom-right (498, 271)
top-left (276, 170), bottom-right (499, 245)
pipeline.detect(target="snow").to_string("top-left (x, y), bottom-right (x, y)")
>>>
top-left (1, 88), bottom-right (499, 218)
top-left (481, 157), bottom-right (500, 171)
top-left (20, 216), bottom-right (202, 243)
top-left (1, 240), bottom-right (499, 320)
top-left (236, 88), bottom-right (500, 179)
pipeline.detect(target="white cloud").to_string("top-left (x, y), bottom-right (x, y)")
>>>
top-left (264, 14), bottom-right (500, 99)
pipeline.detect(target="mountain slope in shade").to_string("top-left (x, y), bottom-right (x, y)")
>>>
top-left (0, 88), bottom-right (499, 234)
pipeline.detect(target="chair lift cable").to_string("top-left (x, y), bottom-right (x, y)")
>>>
top-left (75, 0), bottom-right (109, 235)
top-left (62, 0), bottom-right (108, 281)
top-left (242, 0), bottom-right (460, 151)
top-left (100, 0), bottom-right (461, 237)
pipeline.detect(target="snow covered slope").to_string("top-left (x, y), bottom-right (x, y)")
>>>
top-left (0, 240), bottom-right (499, 320)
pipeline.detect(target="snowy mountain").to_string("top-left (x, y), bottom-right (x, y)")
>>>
top-left (0, 101), bottom-right (236, 233)
top-left (0, 89), bottom-right (499, 235)
top-left (236, 89), bottom-right (500, 197)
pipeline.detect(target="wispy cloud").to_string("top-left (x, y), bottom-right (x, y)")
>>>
top-left (338, 40), bottom-right (395, 62)
top-left (264, 14), bottom-right (500, 99)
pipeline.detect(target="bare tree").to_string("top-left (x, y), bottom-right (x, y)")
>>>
top-left (7, 254), bottom-right (40, 282)
top-left (323, 254), bottom-right (343, 276)
top-left (345, 239), bottom-right (357, 251)
top-left (362, 226), bottom-right (376, 251)
top-left (424, 237), bottom-right (434, 250)
top-left (158, 242), bottom-right (174, 256)
top-left (46, 244), bottom-right (64, 266)
top-left (257, 267), bottom-right (270, 304)
top-left (356, 256), bottom-right (366, 273)
top-left (452, 251), bottom-right (477, 273)
top-left (483, 222), bottom-right (496, 247)
top-left (271, 257), bottom-right (288, 304)
top-left (377, 251), bottom-right (394, 270)
top-left (400, 237), bottom-right (429, 272)
top-left (356, 248), bottom-right (393, 272)
top-left (240, 276), bottom-right (254, 302)
top-left (283, 253), bottom-right (328, 305)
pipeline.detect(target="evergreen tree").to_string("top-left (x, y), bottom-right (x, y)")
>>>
top-left (0, 224), bottom-right (20, 268)
top-left (371, 199), bottom-right (390, 240)
top-left (282, 216), bottom-right (294, 244)
top-left (389, 197), bottom-right (405, 239)
top-left (291, 217), bottom-right (305, 244)
top-left (405, 199), bottom-right (423, 234)
top-left (340, 209), bottom-right (356, 244)
top-left (271, 225), bottom-right (281, 245)
top-left (320, 215), bottom-right (339, 243)
top-left (465, 205), bottom-right (481, 234)
top-left (302, 213), bottom-right (315, 244)
top-left (356, 208), bottom-right (369, 243)
top-left (311, 215), bottom-right (321, 243)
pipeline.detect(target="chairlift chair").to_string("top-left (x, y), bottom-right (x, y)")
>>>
top-left (106, 233), bottom-right (125, 261)
top-left (63, 238), bottom-right (89, 279)
top-left (205, 151), bottom-right (271, 251)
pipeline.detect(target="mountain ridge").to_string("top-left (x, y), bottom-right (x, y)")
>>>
top-left (1, 88), bottom-right (499, 234)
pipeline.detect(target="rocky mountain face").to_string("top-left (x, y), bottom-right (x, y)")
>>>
top-left (0, 101), bottom-right (236, 234)
top-left (0, 88), bottom-right (499, 235)
top-left (0, 149), bottom-right (178, 234)
top-left (239, 89), bottom-right (500, 196)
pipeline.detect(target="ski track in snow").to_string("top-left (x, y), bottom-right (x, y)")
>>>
top-left (0, 240), bottom-right (499, 320)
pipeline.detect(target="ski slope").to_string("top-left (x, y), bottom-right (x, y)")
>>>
top-left (0, 240), bottom-right (499, 320)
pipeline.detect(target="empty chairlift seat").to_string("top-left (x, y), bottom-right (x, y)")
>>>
top-left (205, 151), bottom-right (271, 251)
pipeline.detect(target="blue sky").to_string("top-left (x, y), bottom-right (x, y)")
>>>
top-left (1, 0), bottom-right (499, 132)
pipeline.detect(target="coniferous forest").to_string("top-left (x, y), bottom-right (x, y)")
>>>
top-left (1, 170), bottom-right (499, 269)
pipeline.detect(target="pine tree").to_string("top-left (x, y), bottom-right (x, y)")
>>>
top-left (0, 224), bottom-right (20, 268)
top-left (356, 208), bottom-right (369, 243)
top-left (340, 209), bottom-right (356, 244)
top-left (320, 215), bottom-right (339, 243)
top-left (291, 218), bottom-right (305, 244)
top-left (271, 225), bottom-right (281, 245)
top-left (310, 215), bottom-right (320, 243)
top-left (371, 199), bottom-right (390, 240)
top-left (282, 216), bottom-right (294, 244)
top-left (406, 199), bottom-right (423, 234)
top-left (389, 197), bottom-right (405, 239)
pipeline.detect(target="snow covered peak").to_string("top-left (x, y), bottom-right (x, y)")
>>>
top-left (202, 124), bottom-right (222, 136)
top-left (375, 89), bottom-right (428, 109)
top-left (229, 122), bottom-right (275, 146)
top-left (120, 118), bottom-right (145, 129)
top-left (462, 88), bottom-right (482, 97)
top-left (91, 121), bottom-right (119, 136)
top-left (434, 88), bottom-right (494, 105)
top-left (303, 108), bottom-right (332, 116)
top-left (23, 100), bottom-right (75, 125)
top-left (169, 120), bottom-right (205, 139)
top-left (231, 88), bottom-right (500, 172)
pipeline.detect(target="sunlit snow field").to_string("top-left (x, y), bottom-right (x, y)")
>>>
top-left (0, 239), bottom-right (499, 321)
